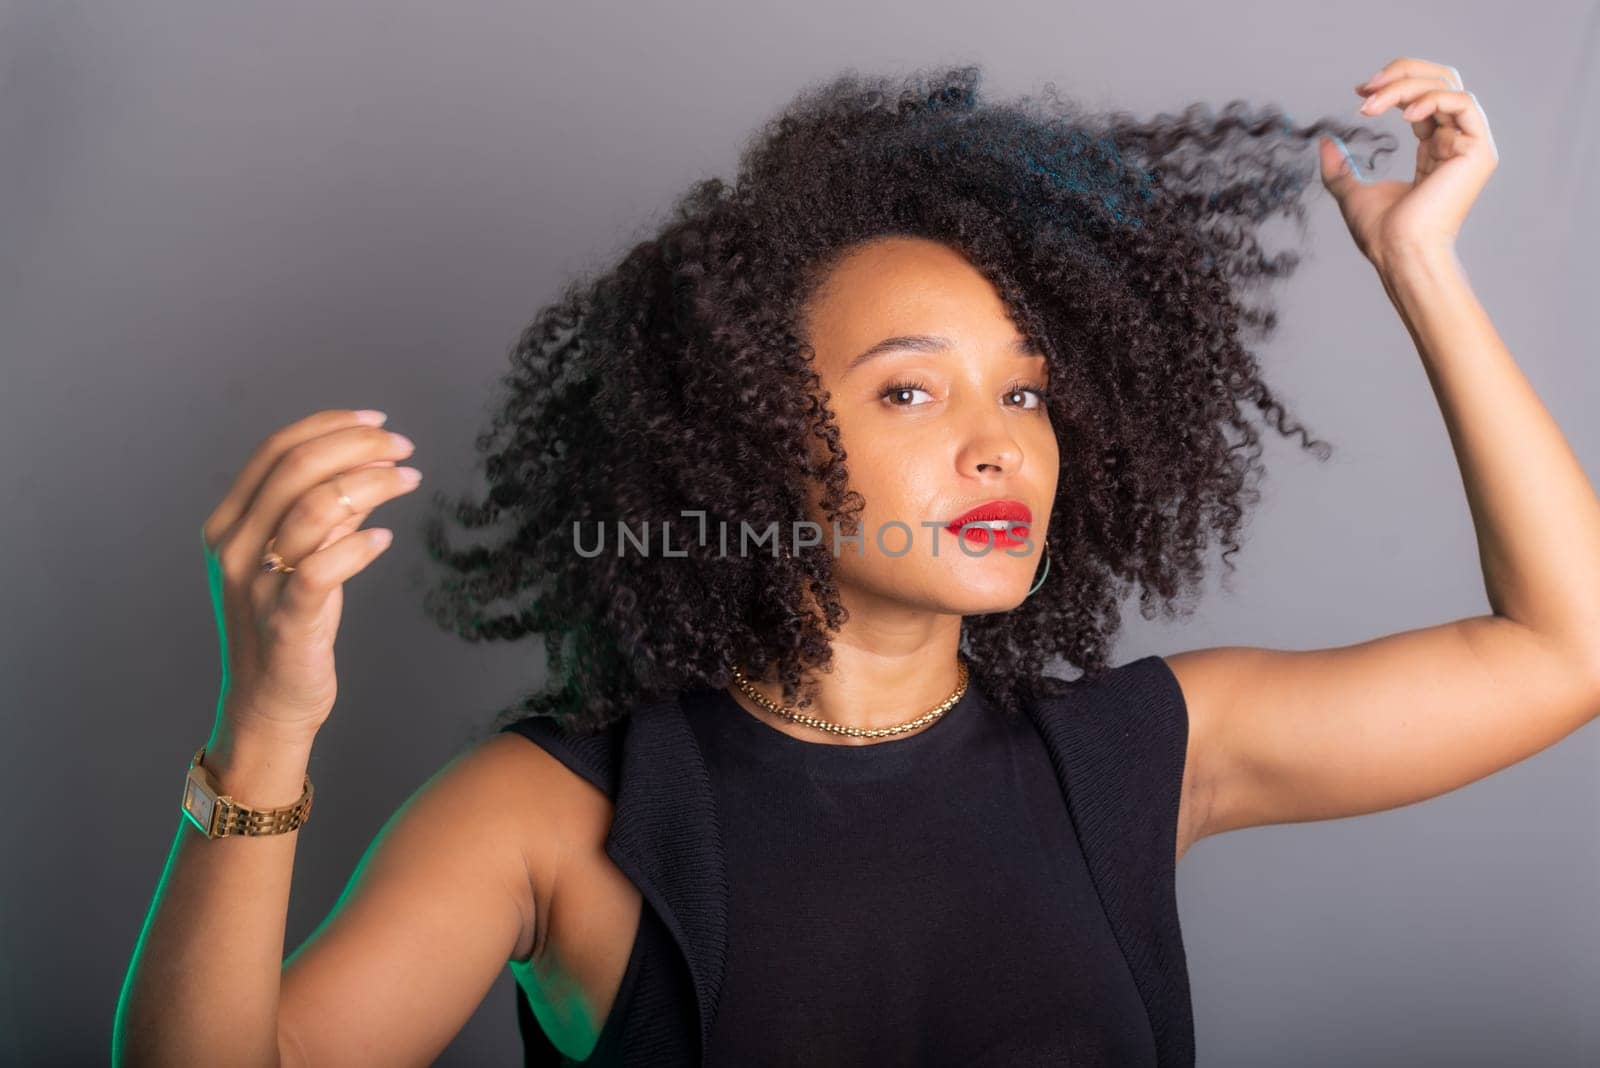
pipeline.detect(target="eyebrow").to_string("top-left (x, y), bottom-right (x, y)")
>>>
top-left (844, 334), bottom-right (1042, 375)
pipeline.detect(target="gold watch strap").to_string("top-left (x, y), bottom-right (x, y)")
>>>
top-left (185, 745), bottom-right (315, 837)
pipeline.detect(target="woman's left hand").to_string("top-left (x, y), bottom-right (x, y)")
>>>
top-left (1319, 56), bottom-right (1499, 274)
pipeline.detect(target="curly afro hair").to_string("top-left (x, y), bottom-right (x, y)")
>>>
top-left (421, 62), bottom-right (1397, 737)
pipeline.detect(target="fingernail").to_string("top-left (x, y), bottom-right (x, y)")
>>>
top-left (389, 432), bottom-right (415, 451)
top-left (397, 466), bottom-right (423, 485)
top-left (354, 409), bottom-right (388, 425)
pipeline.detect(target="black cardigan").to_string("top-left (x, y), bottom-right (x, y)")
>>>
top-left (499, 654), bottom-right (1195, 1066)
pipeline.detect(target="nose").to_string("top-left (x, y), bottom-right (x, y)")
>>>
top-left (957, 416), bottom-right (1023, 475)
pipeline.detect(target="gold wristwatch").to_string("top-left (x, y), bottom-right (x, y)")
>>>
top-left (181, 745), bottom-right (315, 839)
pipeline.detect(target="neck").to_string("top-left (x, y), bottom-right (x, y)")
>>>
top-left (728, 620), bottom-right (966, 747)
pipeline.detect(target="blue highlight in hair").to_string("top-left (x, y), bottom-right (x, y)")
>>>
top-left (1016, 134), bottom-right (1154, 230)
top-left (919, 120), bottom-right (1159, 231)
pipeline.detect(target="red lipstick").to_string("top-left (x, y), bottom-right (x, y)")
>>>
top-left (944, 499), bottom-right (1033, 551)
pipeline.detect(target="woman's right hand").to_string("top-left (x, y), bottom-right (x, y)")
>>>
top-left (200, 408), bottom-right (423, 744)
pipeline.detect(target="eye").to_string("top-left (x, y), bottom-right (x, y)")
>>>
top-left (881, 377), bottom-right (934, 407)
top-left (1004, 379), bottom-right (1048, 410)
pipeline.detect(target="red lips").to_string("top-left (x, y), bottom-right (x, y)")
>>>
top-left (944, 499), bottom-right (1033, 550)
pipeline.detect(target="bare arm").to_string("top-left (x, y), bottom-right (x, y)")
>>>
top-left (114, 728), bottom-right (551, 1067)
top-left (1177, 70), bottom-right (1600, 843)
top-left (274, 732), bottom-right (551, 1066)
top-left (113, 407), bottom-right (551, 1065)
top-left (1171, 619), bottom-right (1600, 841)
top-left (113, 722), bottom-right (316, 1066)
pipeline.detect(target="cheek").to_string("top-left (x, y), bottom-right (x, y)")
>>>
top-left (1022, 413), bottom-right (1059, 465)
top-left (805, 445), bottom-right (930, 534)
top-left (1037, 427), bottom-right (1061, 478)
top-left (852, 453), bottom-right (943, 533)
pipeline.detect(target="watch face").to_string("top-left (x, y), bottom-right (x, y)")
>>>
top-left (182, 773), bottom-right (216, 832)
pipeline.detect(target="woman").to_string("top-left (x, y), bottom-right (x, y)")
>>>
top-left (116, 57), bottom-right (1599, 1067)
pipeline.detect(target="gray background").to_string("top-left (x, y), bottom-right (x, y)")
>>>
top-left (4, 0), bottom-right (1597, 1063)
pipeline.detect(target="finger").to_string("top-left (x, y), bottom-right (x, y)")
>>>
top-left (308, 459), bottom-right (401, 553)
top-left (221, 424), bottom-right (416, 575)
top-left (1318, 134), bottom-right (1366, 194)
top-left (1424, 124), bottom-right (1463, 162)
top-left (1357, 77), bottom-right (1457, 143)
top-left (1358, 75), bottom-right (1459, 118)
top-left (1355, 72), bottom-right (1453, 99)
top-left (275, 526), bottom-right (396, 623)
top-left (307, 459), bottom-right (398, 551)
top-left (1360, 76), bottom-right (1470, 146)
top-left (203, 409), bottom-right (387, 550)
top-left (266, 464), bottom-right (422, 565)
top-left (1398, 89), bottom-right (1495, 150)
top-left (1358, 57), bottom-right (1463, 93)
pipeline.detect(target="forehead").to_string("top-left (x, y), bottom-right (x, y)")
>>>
top-left (802, 236), bottom-right (1019, 348)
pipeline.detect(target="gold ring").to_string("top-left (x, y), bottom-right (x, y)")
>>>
top-left (261, 537), bottom-right (297, 575)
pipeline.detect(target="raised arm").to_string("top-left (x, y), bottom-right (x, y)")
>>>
top-left (1172, 57), bottom-right (1600, 848)
top-left (113, 409), bottom-right (554, 1065)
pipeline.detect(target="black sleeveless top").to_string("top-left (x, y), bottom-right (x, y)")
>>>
top-left (531, 678), bottom-right (1158, 1065)
top-left (503, 656), bottom-right (1193, 1066)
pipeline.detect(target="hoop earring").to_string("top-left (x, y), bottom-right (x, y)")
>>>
top-left (1024, 536), bottom-right (1051, 598)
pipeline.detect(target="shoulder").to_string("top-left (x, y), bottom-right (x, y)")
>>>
top-left (1156, 648), bottom-right (1242, 858)
top-left (1029, 653), bottom-right (1188, 726)
top-left (450, 728), bottom-right (618, 875)
top-left (1158, 647), bottom-right (1233, 782)
top-left (456, 720), bottom-right (627, 962)
top-left (496, 713), bottom-right (625, 800)
top-left (486, 715), bottom-right (628, 855)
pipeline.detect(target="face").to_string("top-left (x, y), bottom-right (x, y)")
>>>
top-left (797, 235), bottom-right (1059, 617)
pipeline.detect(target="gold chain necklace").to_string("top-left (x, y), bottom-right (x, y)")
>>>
top-left (727, 656), bottom-right (969, 740)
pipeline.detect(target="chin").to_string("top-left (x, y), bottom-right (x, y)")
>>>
top-left (843, 561), bottom-right (1035, 615)
top-left (941, 590), bottom-right (1032, 616)
top-left (910, 578), bottom-right (1033, 616)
